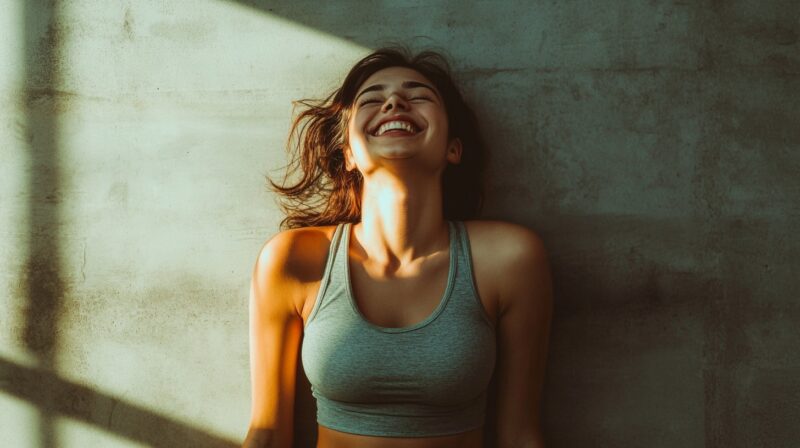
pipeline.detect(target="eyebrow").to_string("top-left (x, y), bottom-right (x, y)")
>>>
top-left (355, 81), bottom-right (440, 102)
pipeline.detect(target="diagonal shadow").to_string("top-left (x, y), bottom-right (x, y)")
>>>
top-left (0, 357), bottom-right (238, 448)
top-left (226, 1), bottom-right (443, 51)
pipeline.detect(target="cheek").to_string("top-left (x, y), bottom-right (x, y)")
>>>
top-left (431, 113), bottom-right (450, 140)
top-left (426, 106), bottom-right (449, 131)
top-left (346, 117), bottom-right (372, 153)
top-left (345, 119), bottom-right (360, 145)
top-left (349, 112), bottom-right (369, 138)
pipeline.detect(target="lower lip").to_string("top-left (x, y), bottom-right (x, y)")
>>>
top-left (373, 129), bottom-right (421, 138)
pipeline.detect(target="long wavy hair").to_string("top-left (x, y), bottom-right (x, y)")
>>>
top-left (267, 46), bottom-right (489, 230)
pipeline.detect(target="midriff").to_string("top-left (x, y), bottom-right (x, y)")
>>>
top-left (316, 424), bottom-right (484, 448)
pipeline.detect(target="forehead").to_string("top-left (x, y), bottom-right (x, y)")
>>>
top-left (357, 66), bottom-right (439, 94)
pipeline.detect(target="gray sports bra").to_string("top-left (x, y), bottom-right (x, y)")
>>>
top-left (300, 220), bottom-right (496, 437)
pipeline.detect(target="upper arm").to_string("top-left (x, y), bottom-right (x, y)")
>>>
top-left (245, 231), bottom-right (306, 447)
top-left (493, 223), bottom-right (554, 447)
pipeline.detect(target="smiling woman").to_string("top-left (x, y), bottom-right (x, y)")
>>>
top-left (243, 47), bottom-right (553, 448)
top-left (267, 46), bottom-right (489, 230)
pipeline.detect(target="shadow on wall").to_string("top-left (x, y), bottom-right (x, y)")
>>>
top-left (20, 0), bottom-right (64, 446)
top-left (6, 2), bottom-right (238, 447)
top-left (0, 357), bottom-right (237, 448)
top-left (228, 0), bottom-right (430, 50)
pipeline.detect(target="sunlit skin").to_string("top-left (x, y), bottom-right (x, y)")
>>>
top-left (244, 66), bottom-right (552, 448)
top-left (342, 66), bottom-right (463, 274)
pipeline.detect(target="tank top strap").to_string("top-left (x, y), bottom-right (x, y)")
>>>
top-left (452, 220), bottom-right (467, 272)
top-left (452, 220), bottom-right (473, 283)
top-left (451, 220), bottom-right (495, 329)
top-left (304, 221), bottom-right (348, 328)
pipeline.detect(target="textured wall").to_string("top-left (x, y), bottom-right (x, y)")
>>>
top-left (1, 1), bottom-right (798, 447)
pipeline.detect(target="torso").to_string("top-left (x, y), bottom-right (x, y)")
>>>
top-left (292, 220), bottom-right (501, 448)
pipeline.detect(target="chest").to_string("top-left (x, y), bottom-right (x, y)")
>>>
top-left (300, 224), bottom-right (499, 329)
top-left (348, 254), bottom-right (451, 329)
top-left (302, 308), bottom-right (496, 404)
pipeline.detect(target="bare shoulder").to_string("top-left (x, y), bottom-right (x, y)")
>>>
top-left (461, 219), bottom-right (551, 315)
top-left (259, 225), bottom-right (337, 275)
top-left (256, 224), bottom-right (338, 315)
top-left (461, 219), bottom-right (547, 258)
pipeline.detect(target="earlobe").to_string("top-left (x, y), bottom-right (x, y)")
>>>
top-left (449, 138), bottom-right (463, 162)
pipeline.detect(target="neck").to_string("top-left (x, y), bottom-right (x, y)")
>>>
top-left (353, 171), bottom-right (449, 272)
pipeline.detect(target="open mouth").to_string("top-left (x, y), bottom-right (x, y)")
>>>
top-left (371, 120), bottom-right (422, 137)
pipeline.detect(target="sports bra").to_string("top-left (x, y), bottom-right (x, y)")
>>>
top-left (300, 220), bottom-right (497, 437)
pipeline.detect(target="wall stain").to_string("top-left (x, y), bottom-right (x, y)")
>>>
top-left (123, 7), bottom-right (134, 40)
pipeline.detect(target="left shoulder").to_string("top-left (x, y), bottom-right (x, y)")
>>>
top-left (461, 219), bottom-right (551, 315)
top-left (461, 219), bottom-right (548, 262)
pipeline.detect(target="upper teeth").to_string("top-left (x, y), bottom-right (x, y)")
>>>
top-left (375, 120), bottom-right (417, 136)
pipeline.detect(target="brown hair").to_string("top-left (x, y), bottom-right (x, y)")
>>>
top-left (267, 45), bottom-right (489, 230)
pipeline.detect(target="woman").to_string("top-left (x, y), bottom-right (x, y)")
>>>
top-left (243, 47), bottom-right (553, 448)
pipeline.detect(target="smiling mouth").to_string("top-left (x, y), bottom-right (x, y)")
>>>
top-left (372, 120), bottom-right (421, 137)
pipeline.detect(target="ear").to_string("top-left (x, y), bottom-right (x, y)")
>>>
top-left (447, 137), bottom-right (463, 164)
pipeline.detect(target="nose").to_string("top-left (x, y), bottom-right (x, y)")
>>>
top-left (381, 94), bottom-right (408, 112)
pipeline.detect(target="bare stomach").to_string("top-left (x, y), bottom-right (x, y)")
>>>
top-left (316, 424), bottom-right (484, 448)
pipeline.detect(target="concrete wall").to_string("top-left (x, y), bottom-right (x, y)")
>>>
top-left (1, 1), bottom-right (797, 447)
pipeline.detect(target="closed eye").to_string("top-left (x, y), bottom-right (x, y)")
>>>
top-left (358, 96), bottom-right (432, 107)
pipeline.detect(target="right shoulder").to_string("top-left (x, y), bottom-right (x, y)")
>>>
top-left (253, 224), bottom-right (339, 317)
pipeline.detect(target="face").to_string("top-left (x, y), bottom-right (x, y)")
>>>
top-left (344, 66), bottom-right (462, 175)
